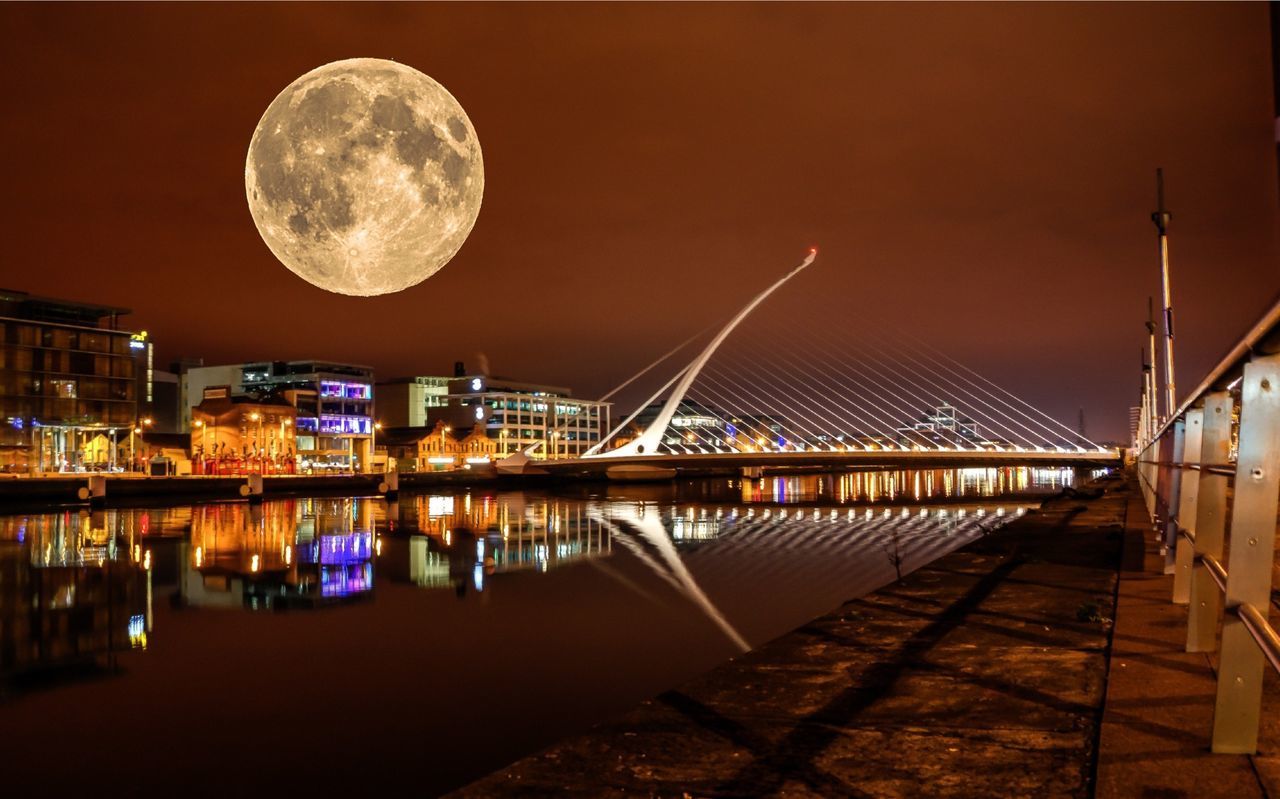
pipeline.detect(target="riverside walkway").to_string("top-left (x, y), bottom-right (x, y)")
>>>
top-left (454, 473), bottom-right (1275, 798)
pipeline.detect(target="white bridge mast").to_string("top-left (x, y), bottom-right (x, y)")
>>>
top-left (590, 248), bottom-right (819, 458)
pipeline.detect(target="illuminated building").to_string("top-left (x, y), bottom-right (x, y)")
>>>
top-left (425, 365), bottom-right (610, 459)
top-left (378, 420), bottom-right (498, 471)
top-left (189, 388), bottom-right (297, 475)
top-left (185, 360), bottom-right (374, 472)
top-left (895, 403), bottom-right (1000, 448)
top-left (0, 290), bottom-right (153, 473)
top-left (375, 375), bottom-right (450, 428)
top-left (617, 401), bottom-right (798, 452)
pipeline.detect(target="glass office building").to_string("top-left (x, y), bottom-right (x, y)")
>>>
top-left (0, 290), bottom-right (148, 473)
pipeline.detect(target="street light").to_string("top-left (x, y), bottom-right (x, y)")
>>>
top-left (372, 421), bottom-right (383, 474)
top-left (277, 416), bottom-right (292, 472)
top-left (130, 417), bottom-right (153, 473)
top-left (248, 411), bottom-right (263, 473)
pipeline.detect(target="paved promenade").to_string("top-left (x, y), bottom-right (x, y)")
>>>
top-left (455, 473), bottom-right (1278, 798)
top-left (456, 477), bottom-right (1128, 797)
top-left (1095, 487), bottom-right (1274, 797)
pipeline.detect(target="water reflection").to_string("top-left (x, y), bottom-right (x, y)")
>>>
top-left (0, 467), bottom-right (1093, 794)
top-left (0, 510), bottom-right (150, 675)
top-left (736, 466), bottom-right (1081, 504)
top-left (0, 467), bottom-right (1083, 684)
top-left (182, 499), bottom-right (375, 610)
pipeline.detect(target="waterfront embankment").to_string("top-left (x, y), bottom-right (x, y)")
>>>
top-left (455, 472), bottom-right (1275, 797)
top-left (0, 470), bottom-right (542, 509)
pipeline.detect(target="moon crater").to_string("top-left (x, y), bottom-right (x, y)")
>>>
top-left (246, 58), bottom-right (483, 296)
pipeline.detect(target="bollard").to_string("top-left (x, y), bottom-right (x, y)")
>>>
top-left (77, 475), bottom-right (107, 506)
top-left (240, 473), bottom-right (264, 503)
top-left (379, 470), bottom-right (399, 500)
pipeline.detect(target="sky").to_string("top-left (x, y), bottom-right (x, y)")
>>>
top-left (2, 3), bottom-right (1277, 441)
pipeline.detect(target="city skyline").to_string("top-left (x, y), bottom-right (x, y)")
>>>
top-left (3, 5), bottom-right (1277, 439)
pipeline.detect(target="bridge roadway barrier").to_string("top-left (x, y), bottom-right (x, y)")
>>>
top-left (452, 472), bottom-right (1185, 797)
top-left (1135, 288), bottom-right (1280, 756)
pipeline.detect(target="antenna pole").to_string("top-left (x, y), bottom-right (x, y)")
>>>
top-left (1145, 297), bottom-right (1158, 439)
top-left (1152, 168), bottom-right (1176, 421)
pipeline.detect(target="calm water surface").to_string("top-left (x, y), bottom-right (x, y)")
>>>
top-left (0, 467), bottom-right (1088, 794)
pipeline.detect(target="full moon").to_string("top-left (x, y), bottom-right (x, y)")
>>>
top-left (245, 58), bottom-right (483, 296)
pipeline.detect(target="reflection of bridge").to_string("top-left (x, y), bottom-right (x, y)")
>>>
top-left (543, 447), bottom-right (1116, 478)
top-left (506, 248), bottom-right (1120, 479)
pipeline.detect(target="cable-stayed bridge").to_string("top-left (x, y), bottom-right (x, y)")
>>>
top-left (512, 248), bottom-right (1118, 479)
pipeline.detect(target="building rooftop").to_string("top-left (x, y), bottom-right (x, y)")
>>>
top-left (0, 288), bottom-right (131, 328)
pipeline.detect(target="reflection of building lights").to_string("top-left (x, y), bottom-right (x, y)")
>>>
top-left (194, 546), bottom-right (203, 567)
top-left (251, 554), bottom-right (260, 572)
top-left (284, 545), bottom-right (292, 565)
top-left (128, 614), bottom-right (147, 648)
top-left (142, 549), bottom-right (151, 570)
top-left (375, 538), bottom-right (383, 556)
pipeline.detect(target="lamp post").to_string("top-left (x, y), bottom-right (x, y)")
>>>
top-left (130, 417), bottom-right (153, 473)
top-left (193, 419), bottom-right (207, 472)
top-left (248, 412), bottom-right (263, 473)
top-left (500, 428), bottom-right (508, 456)
top-left (372, 421), bottom-right (382, 473)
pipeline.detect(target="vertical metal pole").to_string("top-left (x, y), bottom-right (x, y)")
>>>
top-left (1143, 435), bottom-right (1161, 518)
top-left (1171, 407), bottom-right (1204, 603)
top-left (1161, 421), bottom-right (1186, 574)
top-left (1212, 356), bottom-right (1280, 753)
top-left (1152, 170), bottom-right (1176, 421)
top-left (1185, 392), bottom-right (1232, 647)
top-left (1146, 298), bottom-right (1159, 427)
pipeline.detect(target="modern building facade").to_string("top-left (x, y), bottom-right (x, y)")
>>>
top-left (375, 375), bottom-right (450, 428)
top-left (184, 360), bottom-right (374, 472)
top-left (431, 371), bottom-right (610, 459)
top-left (0, 290), bottom-right (151, 473)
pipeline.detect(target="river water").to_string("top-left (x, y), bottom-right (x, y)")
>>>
top-left (0, 466), bottom-right (1091, 794)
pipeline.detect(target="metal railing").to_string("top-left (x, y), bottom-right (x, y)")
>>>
top-left (1135, 289), bottom-right (1280, 754)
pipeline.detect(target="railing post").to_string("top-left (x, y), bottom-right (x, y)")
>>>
top-left (1185, 393), bottom-right (1231, 645)
top-left (1212, 355), bottom-right (1280, 753)
top-left (1142, 436), bottom-right (1161, 517)
top-left (1171, 407), bottom-right (1204, 603)
top-left (1161, 420), bottom-right (1186, 574)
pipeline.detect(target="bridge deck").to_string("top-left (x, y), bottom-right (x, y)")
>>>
top-left (548, 449), bottom-right (1121, 476)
